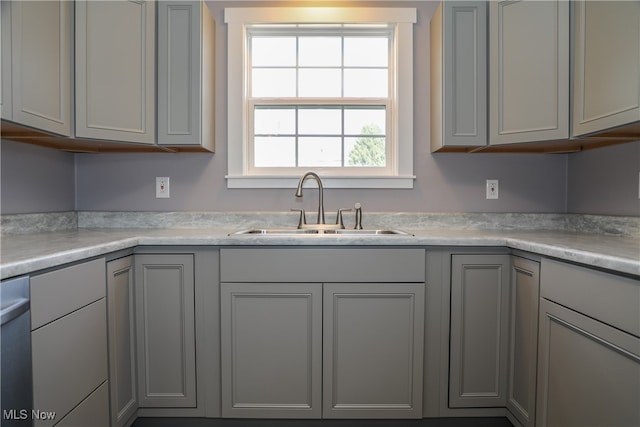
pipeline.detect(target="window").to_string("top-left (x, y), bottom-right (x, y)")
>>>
top-left (225, 8), bottom-right (416, 189)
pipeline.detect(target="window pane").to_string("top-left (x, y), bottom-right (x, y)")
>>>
top-left (345, 136), bottom-right (386, 167)
top-left (344, 69), bottom-right (388, 97)
top-left (254, 137), bottom-right (296, 167)
top-left (299, 137), bottom-right (342, 167)
top-left (254, 108), bottom-right (296, 135)
top-left (251, 37), bottom-right (296, 66)
top-left (344, 108), bottom-right (386, 135)
top-left (252, 69), bottom-right (297, 97)
top-left (299, 37), bottom-right (342, 66)
top-left (298, 69), bottom-right (341, 97)
top-left (298, 108), bottom-right (342, 135)
top-left (344, 37), bottom-right (388, 67)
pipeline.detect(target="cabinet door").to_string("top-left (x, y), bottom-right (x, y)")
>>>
top-left (107, 256), bottom-right (138, 427)
top-left (507, 257), bottom-right (539, 427)
top-left (430, 1), bottom-right (487, 151)
top-left (157, 0), bottom-right (215, 151)
top-left (135, 254), bottom-right (196, 408)
top-left (8, 0), bottom-right (72, 135)
top-left (536, 298), bottom-right (640, 427)
top-left (220, 283), bottom-right (322, 418)
top-left (75, 0), bottom-right (155, 144)
top-left (450, 254), bottom-right (510, 407)
top-left (489, 0), bottom-right (569, 145)
top-left (573, 1), bottom-right (640, 137)
top-left (1, 0), bottom-right (12, 119)
top-left (323, 283), bottom-right (425, 418)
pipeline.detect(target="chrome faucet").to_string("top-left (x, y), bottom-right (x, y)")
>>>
top-left (295, 171), bottom-right (325, 225)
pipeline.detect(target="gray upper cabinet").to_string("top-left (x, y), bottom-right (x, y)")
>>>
top-left (75, 0), bottom-right (156, 144)
top-left (489, 0), bottom-right (569, 145)
top-left (157, 1), bottom-right (215, 151)
top-left (135, 254), bottom-right (196, 408)
top-left (0, 1), bottom-right (11, 119)
top-left (430, 1), bottom-right (487, 152)
top-left (572, 0), bottom-right (640, 137)
top-left (449, 254), bottom-right (510, 408)
top-left (1, 0), bottom-right (72, 136)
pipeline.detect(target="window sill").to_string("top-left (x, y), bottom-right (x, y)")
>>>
top-left (226, 175), bottom-right (416, 189)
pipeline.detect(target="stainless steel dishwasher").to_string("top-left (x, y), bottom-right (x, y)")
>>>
top-left (1, 276), bottom-right (33, 426)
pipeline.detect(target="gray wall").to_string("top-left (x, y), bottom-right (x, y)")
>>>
top-left (567, 141), bottom-right (640, 216)
top-left (1, 1), bottom-right (638, 217)
top-left (74, 0), bottom-right (568, 214)
top-left (1, 140), bottom-right (75, 214)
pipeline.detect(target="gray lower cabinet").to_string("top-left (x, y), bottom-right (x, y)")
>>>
top-left (220, 282), bottom-right (323, 418)
top-left (135, 254), bottom-right (196, 408)
top-left (536, 299), bottom-right (640, 427)
top-left (107, 256), bottom-right (138, 427)
top-left (449, 254), bottom-right (510, 408)
top-left (536, 258), bottom-right (640, 426)
top-left (506, 256), bottom-right (539, 427)
top-left (30, 258), bottom-right (109, 427)
top-left (323, 283), bottom-right (424, 419)
top-left (219, 248), bottom-right (426, 419)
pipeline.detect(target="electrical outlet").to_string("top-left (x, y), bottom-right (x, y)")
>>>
top-left (486, 179), bottom-right (499, 199)
top-left (156, 177), bottom-right (170, 198)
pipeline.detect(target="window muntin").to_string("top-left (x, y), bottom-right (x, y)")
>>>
top-left (247, 27), bottom-right (393, 175)
top-left (252, 105), bottom-right (387, 169)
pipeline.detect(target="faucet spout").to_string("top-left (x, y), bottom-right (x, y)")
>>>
top-left (295, 171), bottom-right (325, 225)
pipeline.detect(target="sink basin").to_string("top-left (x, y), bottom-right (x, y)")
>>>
top-left (232, 228), bottom-right (413, 236)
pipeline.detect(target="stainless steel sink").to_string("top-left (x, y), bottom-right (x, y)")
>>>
top-left (232, 228), bottom-right (413, 236)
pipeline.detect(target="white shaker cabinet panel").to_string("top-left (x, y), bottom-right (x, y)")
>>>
top-left (157, 0), bottom-right (215, 151)
top-left (75, 0), bottom-right (155, 144)
top-left (2, 0), bottom-right (72, 135)
top-left (220, 283), bottom-right (323, 418)
top-left (573, 0), bottom-right (640, 137)
top-left (489, 0), bottom-right (569, 145)
top-left (431, 1), bottom-right (487, 151)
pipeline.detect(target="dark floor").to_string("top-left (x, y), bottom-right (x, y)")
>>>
top-left (132, 417), bottom-right (514, 427)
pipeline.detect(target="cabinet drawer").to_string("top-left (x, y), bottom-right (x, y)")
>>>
top-left (56, 381), bottom-right (109, 427)
top-left (31, 258), bottom-right (106, 330)
top-left (541, 258), bottom-right (640, 337)
top-left (220, 248), bottom-right (425, 283)
top-left (32, 298), bottom-right (108, 426)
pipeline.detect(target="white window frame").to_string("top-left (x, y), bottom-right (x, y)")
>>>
top-left (225, 7), bottom-right (416, 189)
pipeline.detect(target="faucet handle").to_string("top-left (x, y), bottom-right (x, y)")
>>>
top-left (354, 202), bottom-right (363, 230)
top-left (291, 208), bottom-right (306, 228)
top-left (336, 208), bottom-right (352, 229)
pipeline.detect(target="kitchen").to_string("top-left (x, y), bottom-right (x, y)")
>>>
top-left (1, 1), bottom-right (639, 427)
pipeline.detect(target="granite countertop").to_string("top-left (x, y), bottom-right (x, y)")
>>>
top-left (1, 214), bottom-right (639, 280)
